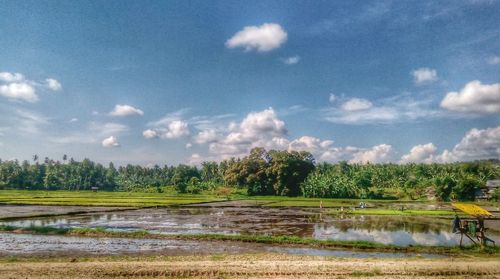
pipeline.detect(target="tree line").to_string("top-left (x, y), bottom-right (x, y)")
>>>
top-left (0, 148), bottom-right (498, 201)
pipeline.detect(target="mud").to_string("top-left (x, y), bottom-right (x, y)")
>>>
top-left (0, 233), bottom-right (443, 258)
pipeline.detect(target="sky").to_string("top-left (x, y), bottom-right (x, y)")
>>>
top-left (0, 0), bottom-right (499, 166)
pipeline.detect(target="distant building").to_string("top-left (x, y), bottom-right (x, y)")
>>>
top-left (476, 180), bottom-right (500, 200)
top-left (486, 180), bottom-right (500, 198)
top-left (91, 186), bottom-right (99, 192)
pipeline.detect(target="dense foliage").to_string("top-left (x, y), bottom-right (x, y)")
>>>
top-left (0, 150), bottom-right (498, 201)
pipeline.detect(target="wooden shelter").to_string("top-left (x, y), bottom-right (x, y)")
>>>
top-left (452, 203), bottom-right (495, 247)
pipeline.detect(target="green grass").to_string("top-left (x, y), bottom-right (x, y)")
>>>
top-left (1, 225), bottom-right (498, 256)
top-left (1, 189), bottom-right (498, 209)
top-left (0, 190), bottom-right (222, 207)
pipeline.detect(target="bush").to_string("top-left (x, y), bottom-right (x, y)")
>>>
top-left (451, 175), bottom-right (480, 201)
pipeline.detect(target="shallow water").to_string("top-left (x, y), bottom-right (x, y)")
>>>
top-left (0, 233), bottom-right (444, 259)
top-left (3, 206), bottom-right (499, 246)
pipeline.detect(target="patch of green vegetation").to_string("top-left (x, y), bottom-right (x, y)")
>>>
top-left (1, 225), bottom-right (498, 256)
top-left (0, 190), bottom-right (221, 207)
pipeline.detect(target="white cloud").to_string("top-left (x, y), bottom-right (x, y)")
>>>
top-left (0, 72), bottom-right (63, 102)
top-left (102, 136), bottom-right (120, 147)
top-left (45, 78), bottom-right (62, 91)
top-left (142, 129), bottom-right (159, 139)
top-left (144, 120), bottom-right (190, 140)
top-left (288, 136), bottom-right (332, 153)
top-left (0, 82), bottom-right (38, 102)
top-left (440, 80), bottom-right (500, 114)
top-left (207, 108), bottom-right (288, 159)
top-left (185, 143), bottom-right (193, 149)
top-left (324, 93), bottom-right (441, 124)
top-left (69, 118), bottom-right (79, 123)
top-left (400, 143), bottom-right (437, 164)
top-left (341, 98), bottom-right (373, 111)
top-left (0, 72), bottom-right (24, 82)
top-left (225, 23), bottom-right (288, 52)
top-left (436, 126), bottom-right (500, 162)
top-left (488, 56), bottom-right (500, 65)
top-left (350, 144), bottom-right (395, 164)
top-left (194, 129), bottom-right (219, 144)
top-left (109, 104), bottom-right (144, 117)
top-left (411, 68), bottom-right (438, 84)
top-left (283, 56), bottom-right (300, 65)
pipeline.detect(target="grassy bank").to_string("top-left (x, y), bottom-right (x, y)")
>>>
top-left (1, 225), bottom-right (498, 256)
top-left (0, 190), bottom-right (497, 210)
top-left (0, 190), bottom-right (222, 207)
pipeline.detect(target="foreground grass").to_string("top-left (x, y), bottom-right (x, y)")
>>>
top-left (1, 225), bottom-right (498, 256)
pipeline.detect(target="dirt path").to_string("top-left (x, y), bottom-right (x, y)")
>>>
top-left (1, 254), bottom-right (499, 278)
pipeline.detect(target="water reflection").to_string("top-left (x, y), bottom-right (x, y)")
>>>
top-left (2, 207), bottom-right (499, 247)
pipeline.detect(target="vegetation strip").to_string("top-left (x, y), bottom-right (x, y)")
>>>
top-left (1, 225), bottom-right (498, 256)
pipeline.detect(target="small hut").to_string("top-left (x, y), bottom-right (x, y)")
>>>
top-left (91, 186), bottom-right (99, 192)
top-left (486, 180), bottom-right (500, 198)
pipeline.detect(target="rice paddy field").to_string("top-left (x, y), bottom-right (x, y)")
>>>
top-left (1, 190), bottom-right (499, 278)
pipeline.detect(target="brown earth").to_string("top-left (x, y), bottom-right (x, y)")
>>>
top-left (1, 254), bottom-right (499, 279)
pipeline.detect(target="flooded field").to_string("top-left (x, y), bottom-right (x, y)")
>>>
top-left (0, 233), bottom-right (443, 259)
top-left (3, 206), bottom-right (499, 246)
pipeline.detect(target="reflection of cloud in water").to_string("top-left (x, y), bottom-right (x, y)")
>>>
top-left (313, 224), bottom-right (461, 246)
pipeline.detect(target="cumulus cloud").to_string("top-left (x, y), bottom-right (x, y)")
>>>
top-left (0, 83), bottom-right (38, 102)
top-left (194, 129), bottom-right (219, 144)
top-left (350, 144), bottom-right (395, 164)
top-left (341, 98), bottom-right (373, 111)
top-left (109, 104), bottom-right (144, 117)
top-left (0, 71), bottom-right (62, 102)
top-left (440, 80), bottom-right (500, 114)
top-left (45, 78), bottom-right (62, 91)
top-left (400, 143), bottom-right (437, 164)
top-left (143, 120), bottom-right (189, 139)
top-left (207, 108), bottom-right (288, 158)
top-left (0, 72), bottom-right (24, 82)
top-left (435, 126), bottom-right (500, 162)
top-left (225, 23), bottom-right (287, 52)
top-left (102, 136), bottom-right (120, 147)
top-left (411, 68), bottom-right (438, 84)
top-left (283, 56), bottom-right (300, 65)
top-left (142, 129), bottom-right (158, 139)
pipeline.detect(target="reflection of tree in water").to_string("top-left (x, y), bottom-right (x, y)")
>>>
top-left (318, 215), bottom-right (449, 234)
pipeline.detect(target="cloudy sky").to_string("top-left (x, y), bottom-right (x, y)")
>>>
top-left (1, 1), bottom-right (499, 166)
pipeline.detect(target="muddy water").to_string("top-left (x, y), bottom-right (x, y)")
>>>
top-left (0, 233), bottom-right (444, 259)
top-left (3, 207), bottom-right (499, 246)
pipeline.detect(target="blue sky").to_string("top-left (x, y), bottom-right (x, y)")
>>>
top-left (0, 0), bottom-right (499, 165)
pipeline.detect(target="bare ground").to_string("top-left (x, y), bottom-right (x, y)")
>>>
top-left (1, 254), bottom-right (499, 279)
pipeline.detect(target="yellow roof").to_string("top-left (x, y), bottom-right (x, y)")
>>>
top-left (452, 203), bottom-right (493, 217)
